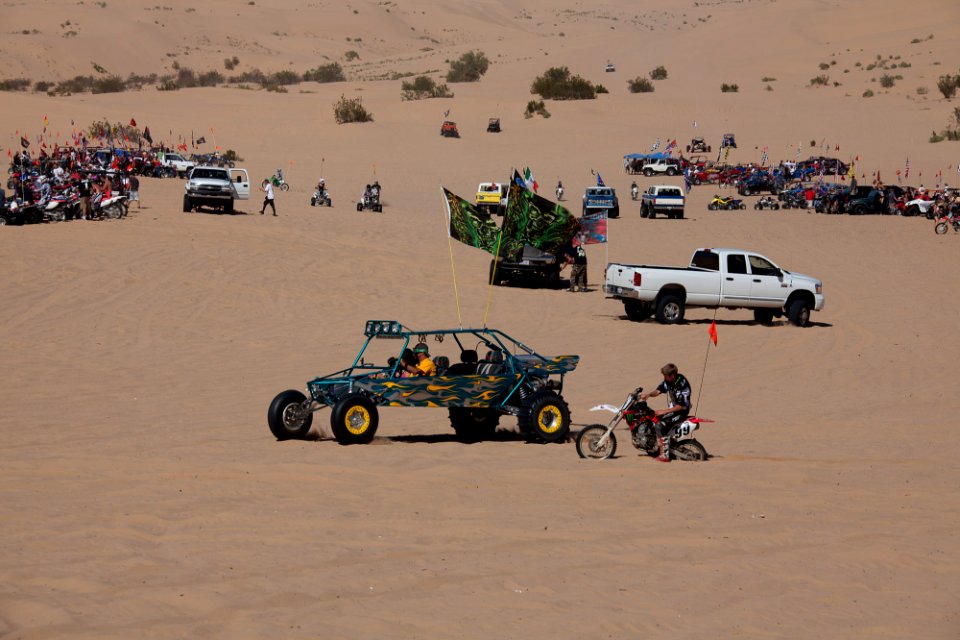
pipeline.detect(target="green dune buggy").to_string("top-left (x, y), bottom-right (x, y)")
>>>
top-left (268, 320), bottom-right (579, 445)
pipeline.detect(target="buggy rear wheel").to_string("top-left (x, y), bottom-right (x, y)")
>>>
top-left (268, 389), bottom-right (314, 440)
top-left (330, 394), bottom-right (379, 444)
top-left (576, 425), bottom-right (617, 459)
top-left (520, 391), bottom-right (570, 443)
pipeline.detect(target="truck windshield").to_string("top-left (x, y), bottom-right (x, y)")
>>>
top-left (691, 250), bottom-right (719, 271)
top-left (192, 169), bottom-right (227, 180)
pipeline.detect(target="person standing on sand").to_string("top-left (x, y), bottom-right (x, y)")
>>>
top-left (128, 174), bottom-right (140, 209)
top-left (564, 235), bottom-right (588, 292)
top-left (260, 179), bottom-right (276, 216)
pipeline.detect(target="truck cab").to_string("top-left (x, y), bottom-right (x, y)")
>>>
top-left (582, 186), bottom-right (620, 218)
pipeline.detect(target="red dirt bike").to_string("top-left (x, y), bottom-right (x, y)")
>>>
top-left (934, 208), bottom-right (960, 235)
top-left (575, 387), bottom-right (713, 460)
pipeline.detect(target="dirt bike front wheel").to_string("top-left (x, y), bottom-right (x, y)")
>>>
top-left (935, 222), bottom-right (948, 235)
top-left (279, 183), bottom-right (290, 192)
top-left (576, 425), bottom-right (617, 459)
top-left (673, 439), bottom-right (708, 461)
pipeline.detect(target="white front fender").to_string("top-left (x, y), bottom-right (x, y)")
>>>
top-left (590, 404), bottom-right (620, 414)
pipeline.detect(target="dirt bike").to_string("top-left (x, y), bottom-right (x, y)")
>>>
top-left (265, 175), bottom-right (290, 192)
top-left (934, 208), bottom-right (960, 235)
top-left (707, 194), bottom-right (745, 210)
top-left (631, 185), bottom-right (639, 201)
top-left (575, 387), bottom-right (712, 461)
top-left (310, 188), bottom-right (332, 207)
top-left (556, 186), bottom-right (564, 201)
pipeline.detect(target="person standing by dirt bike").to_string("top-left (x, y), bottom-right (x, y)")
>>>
top-left (260, 179), bottom-right (277, 216)
top-left (639, 363), bottom-right (692, 462)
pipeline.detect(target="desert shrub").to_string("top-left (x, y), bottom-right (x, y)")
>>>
top-left (228, 68), bottom-right (266, 84)
top-left (649, 65), bottom-right (668, 80)
top-left (400, 75), bottom-right (453, 100)
top-left (123, 72), bottom-right (157, 89)
top-left (344, 50), bottom-right (360, 61)
top-left (810, 75), bottom-right (829, 86)
top-left (879, 74), bottom-right (896, 88)
top-left (917, 86), bottom-right (929, 95)
top-left (628, 76), bottom-right (654, 93)
top-left (863, 89), bottom-right (874, 97)
top-left (267, 70), bottom-right (301, 87)
top-left (303, 63), bottom-right (345, 83)
top-left (446, 50), bottom-right (490, 82)
top-left (224, 149), bottom-right (243, 162)
top-left (595, 84), bottom-right (608, 94)
top-left (531, 66), bottom-right (595, 99)
top-left (929, 130), bottom-right (945, 142)
top-left (0, 78), bottom-right (31, 91)
top-left (224, 56), bottom-right (239, 70)
top-left (761, 76), bottom-right (776, 82)
top-left (333, 95), bottom-right (373, 123)
top-left (937, 74), bottom-right (959, 99)
top-left (720, 83), bottom-right (739, 92)
top-left (899, 61), bottom-right (911, 68)
top-left (524, 99), bottom-right (550, 118)
top-left (198, 70), bottom-right (224, 87)
top-left (819, 62), bottom-right (830, 70)
top-left (175, 67), bottom-right (198, 88)
top-left (765, 84), bottom-right (773, 91)
top-left (33, 80), bottom-right (53, 93)
top-left (92, 75), bottom-right (125, 93)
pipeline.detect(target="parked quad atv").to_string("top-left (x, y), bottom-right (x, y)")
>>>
top-left (486, 118), bottom-right (501, 133)
top-left (754, 196), bottom-right (780, 210)
top-left (708, 194), bottom-right (746, 210)
top-left (267, 320), bottom-right (579, 445)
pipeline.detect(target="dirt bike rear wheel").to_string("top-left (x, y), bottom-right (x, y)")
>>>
top-left (575, 425), bottom-right (616, 459)
top-left (673, 439), bottom-right (707, 461)
top-left (935, 222), bottom-right (948, 235)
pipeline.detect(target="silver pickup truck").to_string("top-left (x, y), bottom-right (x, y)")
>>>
top-left (183, 166), bottom-right (250, 213)
top-left (604, 247), bottom-right (825, 326)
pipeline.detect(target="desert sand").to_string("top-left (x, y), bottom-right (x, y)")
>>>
top-left (2, 0), bottom-right (959, 637)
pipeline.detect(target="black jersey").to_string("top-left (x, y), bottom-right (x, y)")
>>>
top-left (657, 373), bottom-right (692, 410)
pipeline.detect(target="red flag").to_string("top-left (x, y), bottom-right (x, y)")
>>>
top-left (130, 118), bottom-right (137, 127)
top-left (708, 320), bottom-right (718, 346)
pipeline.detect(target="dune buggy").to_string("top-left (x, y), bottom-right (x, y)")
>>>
top-left (441, 121), bottom-right (460, 138)
top-left (268, 320), bottom-right (579, 445)
top-left (686, 137), bottom-right (711, 153)
top-left (487, 118), bottom-right (501, 133)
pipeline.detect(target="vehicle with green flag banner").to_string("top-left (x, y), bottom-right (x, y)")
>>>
top-left (444, 170), bottom-right (581, 288)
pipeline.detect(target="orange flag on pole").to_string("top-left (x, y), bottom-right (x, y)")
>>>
top-left (708, 320), bottom-right (718, 346)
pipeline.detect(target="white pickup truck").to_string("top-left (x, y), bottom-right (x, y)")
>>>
top-left (604, 247), bottom-right (825, 326)
top-left (161, 152), bottom-right (196, 178)
top-left (183, 166), bottom-right (251, 213)
top-left (640, 185), bottom-right (685, 219)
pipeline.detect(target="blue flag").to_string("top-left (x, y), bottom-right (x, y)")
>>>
top-left (596, 172), bottom-right (604, 187)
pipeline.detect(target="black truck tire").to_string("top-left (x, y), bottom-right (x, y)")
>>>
top-left (655, 294), bottom-right (685, 324)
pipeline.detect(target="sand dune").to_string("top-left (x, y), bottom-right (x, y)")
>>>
top-left (2, 0), bottom-right (959, 637)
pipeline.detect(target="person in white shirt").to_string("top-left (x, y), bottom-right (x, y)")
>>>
top-left (260, 179), bottom-right (276, 216)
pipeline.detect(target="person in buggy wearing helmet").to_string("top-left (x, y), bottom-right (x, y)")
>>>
top-left (401, 343), bottom-right (436, 376)
top-left (370, 180), bottom-right (381, 200)
top-left (639, 362), bottom-right (692, 462)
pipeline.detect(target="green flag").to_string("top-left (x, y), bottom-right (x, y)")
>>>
top-left (501, 171), bottom-right (580, 261)
top-left (443, 187), bottom-right (500, 254)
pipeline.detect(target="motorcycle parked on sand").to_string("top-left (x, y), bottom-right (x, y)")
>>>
top-left (575, 387), bottom-right (712, 461)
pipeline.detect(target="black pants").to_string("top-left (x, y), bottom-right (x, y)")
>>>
top-left (261, 197), bottom-right (276, 214)
top-left (658, 409), bottom-right (689, 438)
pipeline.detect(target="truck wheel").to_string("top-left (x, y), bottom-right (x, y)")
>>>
top-left (648, 210), bottom-right (656, 219)
top-left (267, 390), bottom-right (314, 440)
top-left (753, 308), bottom-right (775, 325)
top-left (543, 268), bottom-right (560, 289)
top-left (655, 294), bottom-right (685, 324)
top-left (610, 207), bottom-right (619, 219)
top-left (643, 168), bottom-right (653, 177)
top-left (519, 391), bottom-right (570, 443)
top-left (449, 408), bottom-right (500, 442)
top-left (639, 205), bottom-right (648, 219)
top-left (787, 299), bottom-right (811, 327)
top-left (666, 167), bottom-right (677, 176)
top-left (624, 300), bottom-right (652, 322)
top-left (330, 394), bottom-right (379, 444)
top-left (488, 260), bottom-right (502, 286)
top-left (182, 195), bottom-right (192, 212)
top-left (225, 199), bottom-right (234, 214)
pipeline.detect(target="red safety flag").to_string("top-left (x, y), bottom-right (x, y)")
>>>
top-left (130, 118), bottom-right (137, 127)
top-left (708, 320), bottom-right (718, 346)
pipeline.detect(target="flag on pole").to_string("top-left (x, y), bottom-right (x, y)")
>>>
top-left (579, 211), bottom-right (607, 244)
top-left (129, 118), bottom-right (137, 127)
top-left (20, 136), bottom-right (29, 148)
top-left (143, 126), bottom-right (153, 144)
top-left (708, 320), bottom-right (718, 346)
top-left (904, 158), bottom-right (910, 179)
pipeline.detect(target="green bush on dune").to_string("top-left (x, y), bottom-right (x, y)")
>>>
top-left (531, 66), bottom-right (596, 100)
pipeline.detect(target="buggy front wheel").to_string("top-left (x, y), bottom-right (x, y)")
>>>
top-left (520, 391), bottom-right (570, 443)
top-left (268, 389), bottom-right (314, 440)
top-left (576, 425), bottom-right (616, 459)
